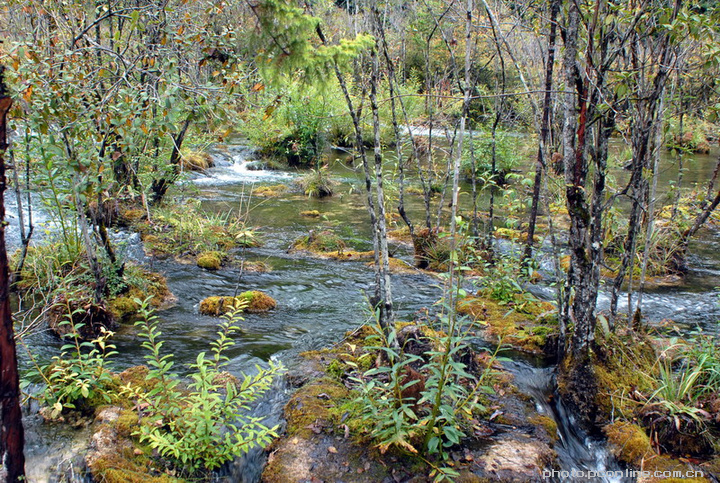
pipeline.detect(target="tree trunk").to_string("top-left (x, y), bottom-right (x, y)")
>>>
top-left (523, 0), bottom-right (559, 265)
top-left (0, 65), bottom-right (26, 483)
top-left (150, 113), bottom-right (192, 204)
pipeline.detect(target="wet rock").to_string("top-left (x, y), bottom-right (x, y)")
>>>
top-left (471, 435), bottom-right (557, 482)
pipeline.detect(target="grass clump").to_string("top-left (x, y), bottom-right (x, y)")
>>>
top-left (291, 229), bottom-right (346, 254)
top-left (133, 200), bottom-right (258, 261)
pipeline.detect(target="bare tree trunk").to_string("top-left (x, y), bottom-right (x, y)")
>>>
top-left (523, 0), bottom-right (559, 265)
top-left (0, 65), bottom-right (26, 483)
top-left (370, 46), bottom-right (394, 326)
top-left (150, 113), bottom-right (193, 204)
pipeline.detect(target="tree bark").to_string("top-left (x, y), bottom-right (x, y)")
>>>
top-left (0, 65), bottom-right (26, 483)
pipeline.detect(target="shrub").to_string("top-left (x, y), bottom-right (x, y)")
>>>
top-left (24, 320), bottom-right (118, 418)
top-left (127, 299), bottom-right (284, 475)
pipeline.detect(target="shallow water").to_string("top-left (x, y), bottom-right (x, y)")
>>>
top-left (19, 141), bottom-right (720, 481)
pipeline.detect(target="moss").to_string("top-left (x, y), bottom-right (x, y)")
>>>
top-left (529, 414), bottom-right (558, 442)
top-left (457, 294), bottom-right (557, 354)
top-left (592, 332), bottom-right (658, 417)
top-left (284, 377), bottom-right (349, 437)
top-left (196, 251), bottom-right (223, 270)
top-left (119, 208), bottom-right (147, 226)
top-left (180, 150), bottom-right (213, 171)
top-left (113, 409), bottom-right (140, 438)
top-left (494, 227), bottom-right (539, 243)
top-left (199, 291), bottom-right (277, 316)
top-left (326, 359), bottom-right (345, 379)
top-left (109, 296), bottom-right (141, 321)
top-left (299, 210), bottom-right (321, 217)
top-left (109, 267), bottom-right (173, 322)
top-left (254, 184), bottom-right (288, 197)
top-left (291, 230), bottom-right (346, 254)
top-left (90, 450), bottom-right (182, 483)
top-left (604, 422), bottom-right (653, 466)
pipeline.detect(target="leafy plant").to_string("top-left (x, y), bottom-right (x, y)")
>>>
top-left (24, 316), bottom-right (117, 418)
top-left (348, 309), bottom-right (500, 481)
top-left (127, 298), bottom-right (283, 475)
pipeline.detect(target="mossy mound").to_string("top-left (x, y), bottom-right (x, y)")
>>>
top-left (130, 202), bottom-right (259, 262)
top-left (290, 230), bottom-right (346, 254)
top-left (604, 421), bottom-right (653, 465)
top-left (254, 184), bottom-right (289, 197)
top-left (299, 210), bottom-right (321, 218)
top-left (118, 207), bottom-right (147, 226)
top-left (284, 377), bottom-right (349, 437)
top-left (494, 227), bottom-right (539, 244)
top-left (196, 251), bottom-right (223, 270)
top-left (457, 294), bottom-right (558, 354)
top-left (108, 267), bottom-right (174, 321)
top-left (592, 331), bottom-right (658, 418)
top-left (180, 150), bottom-right (213, 171)
top-left (604, 421), bottom-right (711, 482)
top-left (199, 290), bottom-right (277, 316)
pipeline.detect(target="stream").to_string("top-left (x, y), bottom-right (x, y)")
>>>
top-left (16, 141), bottom-right (720, 482)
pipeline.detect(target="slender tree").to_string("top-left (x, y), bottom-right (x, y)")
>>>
top-left (0, 65), bottom-right (26, 483)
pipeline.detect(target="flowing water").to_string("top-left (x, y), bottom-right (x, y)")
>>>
top-left (17, 141), bottom-right (720, 481)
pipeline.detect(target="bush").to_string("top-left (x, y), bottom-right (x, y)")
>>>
top-left (127, 299), bottom-right (284, 475)
top-left (25, 320), bottom-right (118, 418)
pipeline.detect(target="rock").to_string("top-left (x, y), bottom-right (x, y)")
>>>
top-left (471, 435), bottom-right (556, 482)
top-left (95, 406), bottom-right (123, 424)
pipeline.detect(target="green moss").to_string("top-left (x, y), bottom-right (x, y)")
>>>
top-left (254, 184), bottom-right (289, 197)
top-left (197, 251), bottom-right (223, 270)
top-left (180, 150), bottom-right (213, 171)
top-left (109, 296), bottom-right (140, 321)
top-left (113, 409), bottom-right (140, 437)
top-left (291, 230), bottom-right (346, 253)
top-left (457, 294), bottom-right (557, 354)
top-left (90, 449), bottom-right (183, 483)
top-left (284, 377), bottom-right (349, 437)
top-left (592, 332), bottom-right (658, 417)
top-left (604, 422), bottom-right (653, 465)
top-left (326, 359), bottom-right (345, 379)
top-left (529, 414), bottom-right (558, 442)
top-left (199, 291), bottom-right (277, 316)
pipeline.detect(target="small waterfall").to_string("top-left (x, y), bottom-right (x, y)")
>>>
top-left (506, 360), bottom-right (632, 482)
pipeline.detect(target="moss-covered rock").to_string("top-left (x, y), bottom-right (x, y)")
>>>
top-left (604, 421), bottom-right (711, 482)
top-left (254, 184), bottom-right (289, 197)
top-left (199, 290), bottom-right (277, 316)
top-left (299, 210), bottom-right (321, 218)
top-left (180, 150), bottom-right (213, 171)
top-left (291, 230), bottom-right (346, 254)
top-left (196, 251), bottom-right (223, 270)
top-left (457, 294), bottom-right (558, 354)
